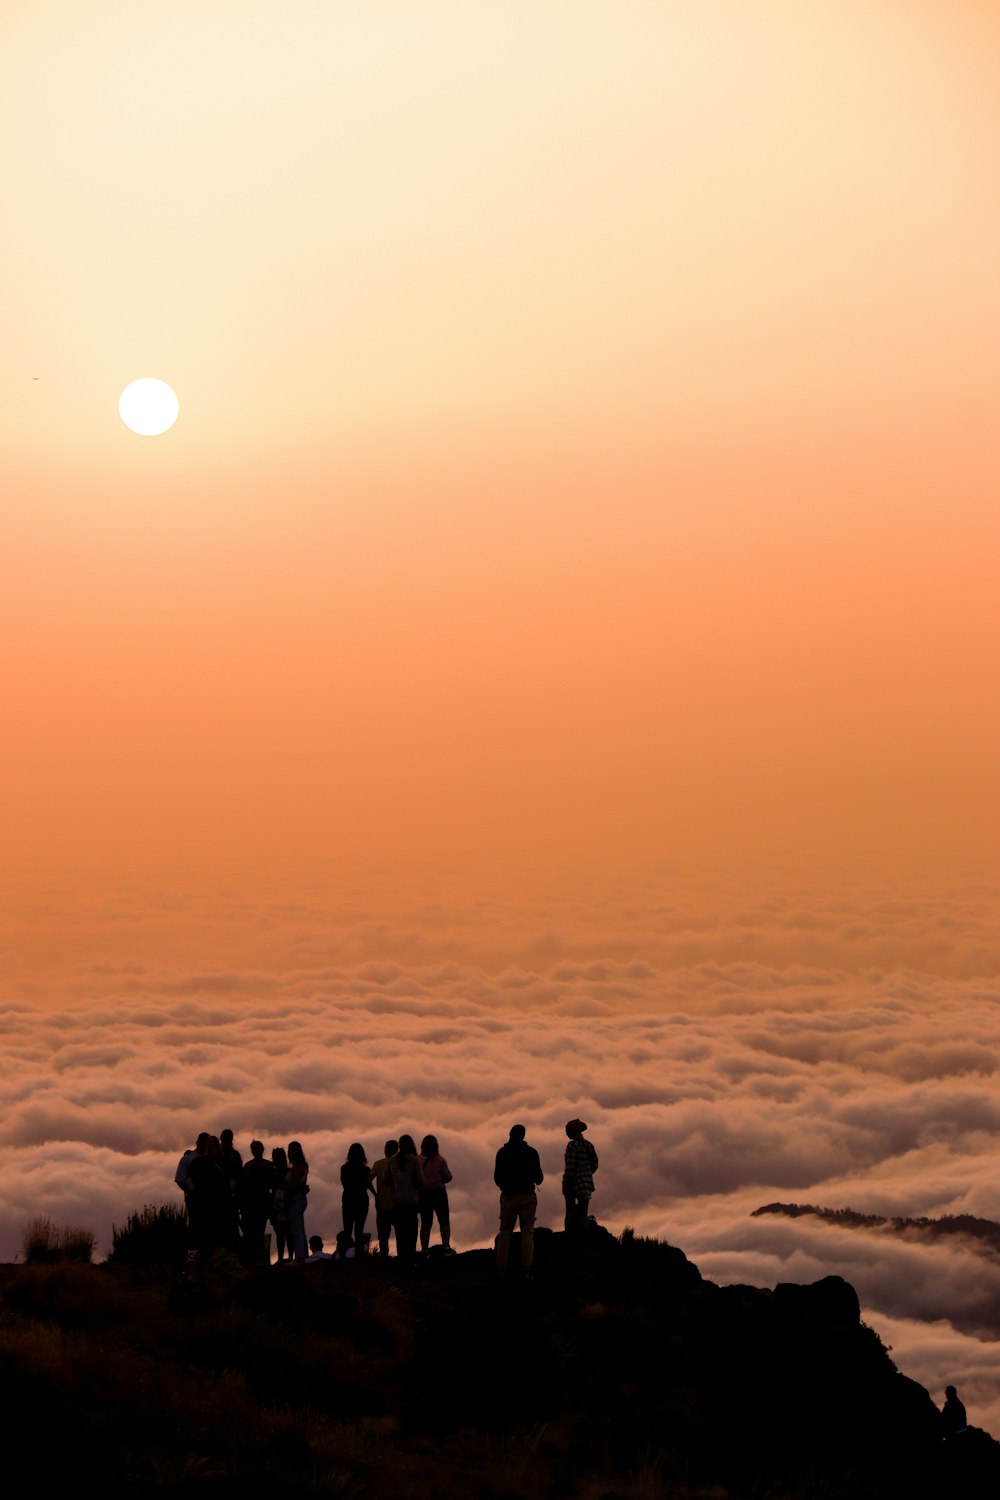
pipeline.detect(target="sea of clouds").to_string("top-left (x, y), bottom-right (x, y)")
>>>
top-left (2, 864), bottom-right (999, 1427)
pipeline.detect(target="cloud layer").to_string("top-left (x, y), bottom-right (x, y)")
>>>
top-left (2, 865), bottom-right (998, 1428)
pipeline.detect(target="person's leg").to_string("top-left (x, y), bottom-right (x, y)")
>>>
top-left (244, 1212), bottom-right (267, 1263)
top-left (399, 1206), bottom-right (418, 1265)
top-left (564, 1194), bottom-right (588, 1232)
top-left (355, 1197), bottom-right (369, 1253)
top-left (288, 1196), bottom-right (307, 1260)
top-left (518, 1195), bottom-right (537, 1272)
top-left (497, 1194), bottom-right (517, 1272)
top-left (419, 1193), bottom-right (432, 1254)
top-left (376, 1207), bottom-right (392, 1257)
top-left (438, 1191), bottom-right (451, 1252)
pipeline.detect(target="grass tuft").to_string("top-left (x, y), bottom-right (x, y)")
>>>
top-left (21, 1216), bottom-right (95, 1265)
top-left (109, 1201), bottom-right (188, 1265)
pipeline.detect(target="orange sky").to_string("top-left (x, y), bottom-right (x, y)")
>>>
top-left (3, 0), bottom-right (1000, 883)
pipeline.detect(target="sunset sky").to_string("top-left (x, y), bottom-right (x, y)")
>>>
top-left (3, 0), bottom-right (1000, 1428)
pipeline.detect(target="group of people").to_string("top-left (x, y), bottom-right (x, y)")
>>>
top-left (494, 1118), bottom-right (597, 1276)
top-left (175, 1131), bottom-right (312, 1261)
top-left (174, 1129), bottom-right (458, 1265)
top-left (174, 1117), bottom-right (599, 1272)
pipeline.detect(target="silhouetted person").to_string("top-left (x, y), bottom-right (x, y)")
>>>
top-left (371, 1140), bottom-right (398, 1257)
top-left (305, 1234), bottom-right (335, 1262)
top-left (495, 1124), bottom-right (544, 1277)
top-left (175, 1136), bottom-right (202, 1217)
top-left (187, 1134), bottom-right (231, 1255)
top-left (219, 1129), bottom-right (243, 1196)
top-left (562, 1118), bottom-right (598, 1231)
top-left (239, 1140), bottom-right (275, 1263)
top-left (341, 1142), bottom-right (374, 1254)
top-left (385, 1134), bottom-right (424, 1267)
top-left (269, 1146), bottom-right (290, 1262)
top-left (419, 1134), bottom-right (454, 1255)
top-left (286, 1140), bottom-right (310, 1261)
top-left (942, 1385), bottom-right (968, 1437)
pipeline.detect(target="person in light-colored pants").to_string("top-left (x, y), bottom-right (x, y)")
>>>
top-left (497, 1192), bottom-right (537, 1274)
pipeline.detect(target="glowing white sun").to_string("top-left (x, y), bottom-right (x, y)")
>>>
top-left (119, 378), bottom-right (179, 436)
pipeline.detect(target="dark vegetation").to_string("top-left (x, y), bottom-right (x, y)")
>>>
top-left (2, 1219), bottom-right (997, 1498)
top-left (109, 1202), bottom-right (189, 1265)
top-left (754, 1201), bottom-right (1000, 1257)
top-left (20, 1214), bottom-right (96, 1265)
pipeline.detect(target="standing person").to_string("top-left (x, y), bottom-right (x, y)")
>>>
top-left (370, 1140), bottom-right (398, 1258)
top-left (340, 1142), bottom-right (375, 1255)
top-left (385, 1134), bottom-right (424, 1267)
top-left (269, 1146), bottom-right (290, 1262)
top-left (562, 1119), bottom-right (598, 1231)
top-left (418, 1135), bottom-right (454, 1255)
top-left (219, 1129), bottom-right (243, 1193)
top-left (239, 1140), bottom-right (275, 1263)
top-left (175, 1135), bottom-right (204, 1219)
top-left (494, 1124), bottom-right (544, 1277)
top-left (286, 1140), bottom-right (310, 1261)
top-left (187, 1135), bottom-right (231, 1256)
top-left (217, 1129), bottom-right (243, 1248)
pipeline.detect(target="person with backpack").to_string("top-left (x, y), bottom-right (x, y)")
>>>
top-left (174, 1136), bottom-right (203, 1217)
top-left (562, 1118), bottom-right (598, 1231)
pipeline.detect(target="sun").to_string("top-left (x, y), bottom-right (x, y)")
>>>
top-left (119, 378), bottom-right (179, 436)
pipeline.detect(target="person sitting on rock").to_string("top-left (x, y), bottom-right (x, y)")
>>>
top-left (941, 1384), bottom-right (968, 1438)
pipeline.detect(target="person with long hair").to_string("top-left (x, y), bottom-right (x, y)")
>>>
top-left (385, 1134), bottom-right (424, 1267)
top-left (286, 1140), bottom-right (310, 1261)
top-left (418, 1134), bottom-right (454, 1255)
top-left (340, 1142), bottom-right (374, 1255)
top-left (269, 1146), bottom-right (290, 1262)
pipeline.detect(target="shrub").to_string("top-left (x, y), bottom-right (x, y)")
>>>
top-left (22, 1216), bottom-right (59, 1264)
top-left (58, 1226), bottom-right (96, 1263)
top-left (109, 1202), bottom-right (188, 1265)
top-left (21, 1216), bottom-right (95, 1265)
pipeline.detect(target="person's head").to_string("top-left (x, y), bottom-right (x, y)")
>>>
top-left (220, 1129), bottom-right (234, 1147)
top-left (398, 1134), bottom-right (417, 1155)
top-left (347, 1142), bottom-right (367, 1167)
top-left (250, 1140), bottom-right (264, 1159)
top-left (288, 1140), bottom-right (307, 1165)
top-left (946, 1385), bottom-right (958, 1399)
top-left (420, 1134), bottom-right (439, 1159)
top-left (384, 1139), bottom-right (398, 1158)
top-left (308, 1235), bottom-right (324, 1254)
top-left (196, 1131), bottom-right (210, 1152)
top-left (566, 1119), bottom-right (587, 1139)
top-left (272, 1146), bottom-right (288, 1170)
top-left (509, 1124), bottom-right (526, 1142)
top-left (207, 1135), bottom-right (221, 1157)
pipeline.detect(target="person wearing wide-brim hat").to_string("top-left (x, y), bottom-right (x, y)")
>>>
top-left (562, 1118), bottom-right (598, 1232)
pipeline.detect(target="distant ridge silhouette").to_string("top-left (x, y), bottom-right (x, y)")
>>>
top-left (753, 1201), bottom-right (1000, 1257)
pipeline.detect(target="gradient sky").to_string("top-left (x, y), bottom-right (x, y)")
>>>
top-left (4, 0), bottom-right (1000, 876)
top-left (3, 0), bottom-right (1000, 1427)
